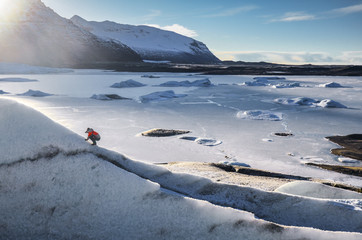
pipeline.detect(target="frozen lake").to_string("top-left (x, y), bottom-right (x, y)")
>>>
top-left (1, 70), bottom-right (362, 187)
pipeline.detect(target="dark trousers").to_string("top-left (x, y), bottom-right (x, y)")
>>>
top-left (89, 135), bottom-right (97, 145)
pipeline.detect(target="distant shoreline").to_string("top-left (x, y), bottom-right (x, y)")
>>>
top-left (70, 61), bottom-right (362, 76)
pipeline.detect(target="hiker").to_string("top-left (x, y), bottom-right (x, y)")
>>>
top-left (85, 128), bottom-right (101, 145)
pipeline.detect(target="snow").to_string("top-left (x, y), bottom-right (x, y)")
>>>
top-left (110, 79), bottom-right (146, 88)
top-left (140, 90), bottom-right (187, 103)
top-left (17, 89), bottom-right (53, 97)
top-left (0, 90), bottom-right (9, 94)
top-left (158, 78), bottom-right (212, 87)
top-left (237, 110), bottom-right (283, 121)
top-left (275, 181), bottom-right (362, 199)
top-left (3, 98), bottom-right (362, 239)
top-left (2, 67), bottom-right (362, 238)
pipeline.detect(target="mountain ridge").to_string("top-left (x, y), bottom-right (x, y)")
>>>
top-left (70, 15), bottom-right (220, 64)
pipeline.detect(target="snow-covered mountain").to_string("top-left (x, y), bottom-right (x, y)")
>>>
top-left (0, 0), bottom-right (141, 67)
top-left (71, 15), bottom-right (220, 64)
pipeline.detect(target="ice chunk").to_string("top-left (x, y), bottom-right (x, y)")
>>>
top-left (272, 82), bottom-right (301, 88)
top-left (243, 78), bottom-right (270, 86)
top-left (274, 97), bottom-right (347, 108)
top-left (315, 99), bottom-right (347, 108)
top-left (158, 78), bottom-right (212, 87)
top-left (110, 79), bottom-right (146, 88)
top-left (274, 97), bottom-right (317, 106)
top-left (141, 74), bottom-right (160, 78)
top-left (319, 82), bottom-right (345, 88)
top-left (237, 110), bottom-right (283, 121)
top-left (140, 90), bottom-right (187, 103)
top-left (195, 138), bottom-right (222, 146)
top-left (338, 157), bottom-right (359, 163)
top-left (17, 89), bottom-right (53, 97)
top-left (0, 90), bottom-right (9, 94)
top-left (90, 94), bottom-right (131, 101)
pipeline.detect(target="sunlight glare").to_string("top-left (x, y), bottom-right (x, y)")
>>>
top-left (0, 0), bottom-right (23, 22)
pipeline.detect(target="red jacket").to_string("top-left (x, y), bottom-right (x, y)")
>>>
top-left (88, 131), bottom-right (99, 137)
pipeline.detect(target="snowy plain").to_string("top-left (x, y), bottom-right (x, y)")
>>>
top-left (1, 63), bottom-right (362, 238)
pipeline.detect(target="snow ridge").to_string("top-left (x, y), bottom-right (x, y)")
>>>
top-left (70, 15), bottom-right (220, 64)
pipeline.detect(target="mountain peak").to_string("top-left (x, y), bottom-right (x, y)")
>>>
top-left (0, 0), bottom-right (60, 23)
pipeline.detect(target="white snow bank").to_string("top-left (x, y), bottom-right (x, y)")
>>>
top-left (140, 90), bottom-right (187, 103)
top-left (90, 94), bottom-right (131, 101)
top-left (0, 77), bottom-right (38, 82)
top-left (158, 78), bottom-right (212, 87)
top-left (237, 110), bottom-right (283, 121)
top-left (0, 62), bottom-right (72, 74)
top-left (3, 98), bottom-right (358, 239)
top-left (274, 97), bottom-right (347, 108)
top-left (110, 79), bottom-right (146, 88)
top-left (319, 82), bottom-right (345, 88)
top-left (275, 181), bottom-right (362, 199)
top-left (17, 89), bottom-right (53, 97)
top-left (101, 144), bottom-right (362, 233)
top-left (0, 99), bottom-right (88, 164)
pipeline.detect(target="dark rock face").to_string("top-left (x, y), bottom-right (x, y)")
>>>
top-left (306, 163), bottom-right (362, 178)
top-left (326, 134), bottom-right (362, 161)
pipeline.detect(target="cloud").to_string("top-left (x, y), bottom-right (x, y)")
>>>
top-left (203, 5), bottom-right (258, 17)
top-left (141, 9), bottom-right (161, 21)
top-left (271, 12), bottom-right (316, 22)
top-left (330, 3), bottom-right (362, 15)
top-left (146, 24), bottom-right (198, 38)
top-left (270, 3), bottom-right (362, 23)
top-left (213, 50), bottom-right (362, 65)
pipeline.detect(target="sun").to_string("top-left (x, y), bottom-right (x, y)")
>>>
top-left (0, 0), bottom-right (23, 22)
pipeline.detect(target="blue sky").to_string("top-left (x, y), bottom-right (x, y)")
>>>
top-left (42, 0), bottom-right (362, 64)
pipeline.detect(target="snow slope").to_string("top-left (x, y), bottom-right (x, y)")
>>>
top-left (1, 98), bottom-right (362, 239)
top-left (71, 15), bottom-right (220, 64)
